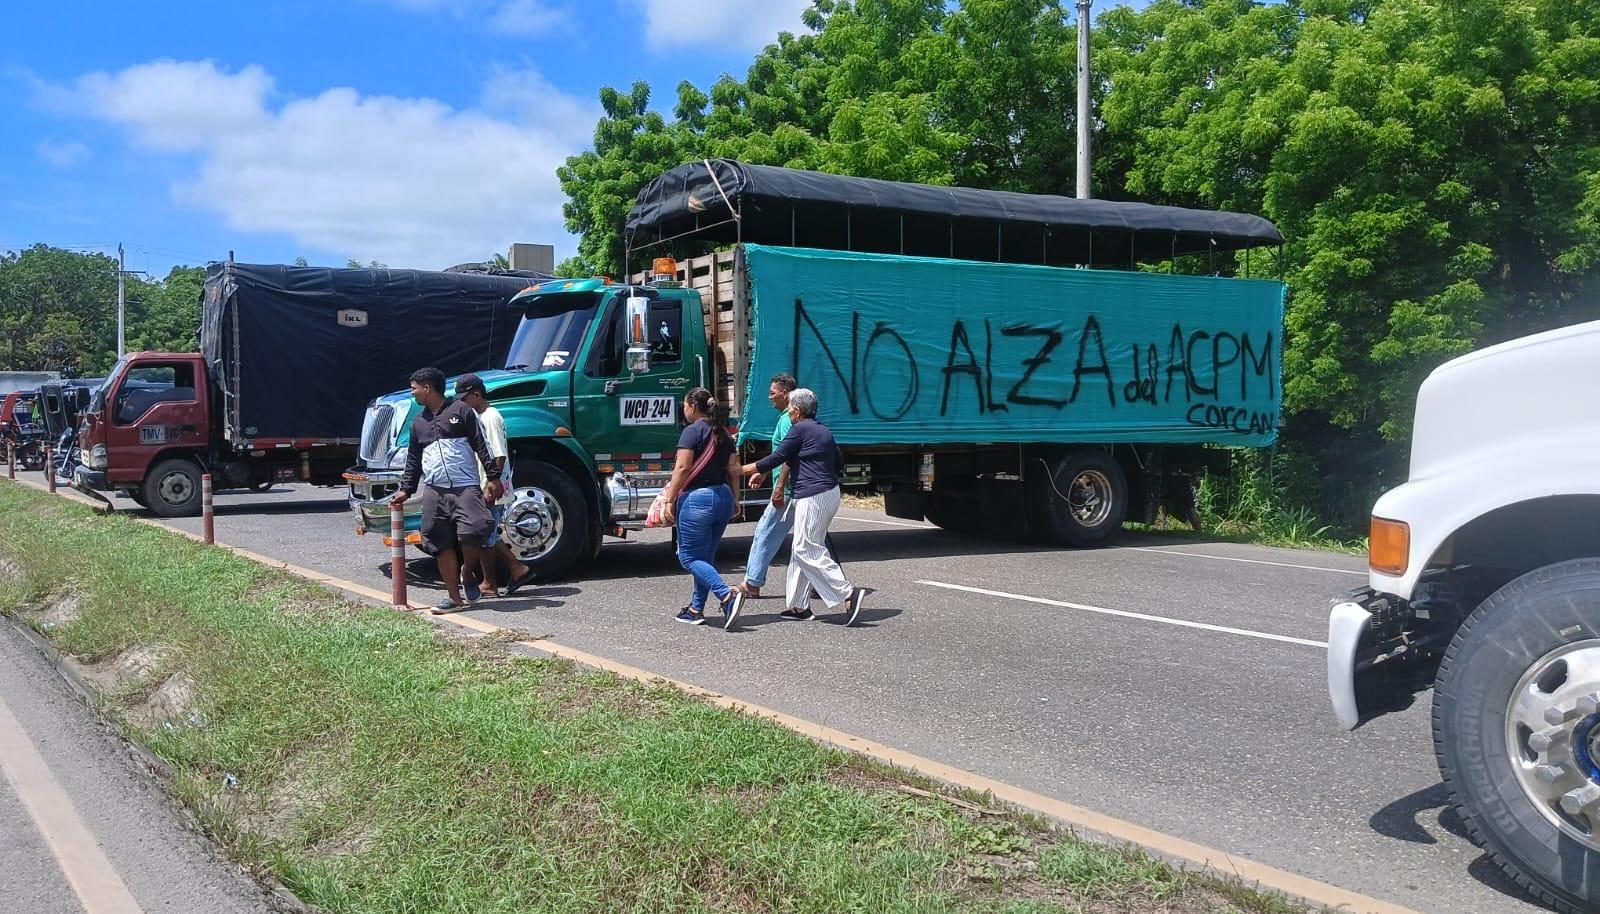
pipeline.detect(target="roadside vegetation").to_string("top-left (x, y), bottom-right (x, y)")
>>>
top-left (0, 483), bottom-right (1301, 914)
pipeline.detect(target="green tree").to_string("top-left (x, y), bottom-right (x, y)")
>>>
top-left (126, 266), bottom-right (205, 354)
top-left (0, 245), bottom-right (119, 373)
top-left (556, 0), bottom-right (1600, 526)
top-left (1096, 0), bottom-right (1600, 517)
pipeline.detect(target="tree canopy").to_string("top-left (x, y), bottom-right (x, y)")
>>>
top-left (558, 0), bottom-right (1600, 525)
top-left (0, 245), bottom-right (205, 376)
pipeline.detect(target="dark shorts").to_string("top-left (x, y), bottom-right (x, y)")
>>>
top-left (419, 484), bottom-right (493, 555)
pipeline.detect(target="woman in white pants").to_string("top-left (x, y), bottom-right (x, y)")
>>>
top-left (740, 388), bottom-right (866, 625)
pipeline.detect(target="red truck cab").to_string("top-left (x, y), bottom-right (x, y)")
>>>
top-left (77, 352), bottom-right (214, 514)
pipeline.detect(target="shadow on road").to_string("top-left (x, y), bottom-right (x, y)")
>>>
top-left (1370, 781), bottom-right (1543, 908)
top-left (730, 604), bottom-right (902, 631)
top-left (1369, 782), bottom-right (1471, 845)
top-left (209, 500), bottom-right (353, 517)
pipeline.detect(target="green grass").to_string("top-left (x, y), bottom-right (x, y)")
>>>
top-left (0, 483), bottom-right (1305, 914)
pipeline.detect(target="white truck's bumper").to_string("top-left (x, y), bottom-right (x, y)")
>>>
top-left (1327, 599), bottom-right (1373, 730)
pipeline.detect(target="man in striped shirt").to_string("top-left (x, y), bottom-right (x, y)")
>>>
top-left (390, 367), bottom-right (500, 613)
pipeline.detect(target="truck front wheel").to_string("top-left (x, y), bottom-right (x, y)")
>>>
top-left (501, 461), bottom-right (587, 580)
top-left (1027, 450), bottom-right (1128, 547)
top-left (1434, 558), bottom-right (1600, 914)
top-left (141, 457), bottom-right (203, 517)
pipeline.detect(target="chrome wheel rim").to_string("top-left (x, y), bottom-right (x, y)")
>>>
top-left (1067, 469), bottom-right (1112, 527)
top-left (1506, 639), bottom-right (1600, 851)
top-left (502, 487), bottom-right (563, 562)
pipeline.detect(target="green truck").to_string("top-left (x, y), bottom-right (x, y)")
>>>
top-left (347, 160), bottom-right (1284, 579)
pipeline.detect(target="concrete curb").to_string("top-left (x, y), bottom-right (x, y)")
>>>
top-left (0, 476), bottom-right (1424, 914)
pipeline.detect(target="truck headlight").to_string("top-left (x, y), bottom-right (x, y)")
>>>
top-left (85, 444), bottom-right (108, 469)
top-left (1369, 517), bottom-right (1409, 577)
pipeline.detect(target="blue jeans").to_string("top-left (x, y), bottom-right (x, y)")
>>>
top-left (676, 485), bottom-right (733, 611)
top-left (485, 503), bottom-right (505, 547)
top-left (743, 498), bottom-right (794, 588)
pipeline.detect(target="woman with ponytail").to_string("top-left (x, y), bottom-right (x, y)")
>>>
top-left (660, 387), bottom-right (744, 627)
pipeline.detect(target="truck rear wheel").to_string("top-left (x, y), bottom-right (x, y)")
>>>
top-left (1434, 558), bottom-right (1600, 914)
top-left (501, 461), bottom-right (587, 580)
top-left (1027, 450), bottom-right (1127, 547)
top-left (141, 457), bottom-right (203, 517)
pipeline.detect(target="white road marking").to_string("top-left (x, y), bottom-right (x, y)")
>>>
top-left (0, 690), bottom-right (144, 914)
top-left (834, 514), bottom-right (932, 529)
top-left (1130, 546), bottom-right (1367, 577)
top-left (832, 511), bottom-right (1363, 576)
top-left (917, 580), bottom-right (1328, 648)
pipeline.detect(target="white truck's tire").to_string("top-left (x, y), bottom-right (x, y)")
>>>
top-left (1434, 558), bottom-right (1600, 914)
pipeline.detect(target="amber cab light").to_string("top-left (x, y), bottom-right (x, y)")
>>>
top-left (1369, 517), bottom-right (1410, 577)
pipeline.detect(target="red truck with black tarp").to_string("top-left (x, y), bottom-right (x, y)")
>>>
top-left (74, 261), bottom-right (542, 515)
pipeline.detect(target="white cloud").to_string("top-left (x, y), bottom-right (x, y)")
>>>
top-left (44, 60), bottom-right (595, 269)
top-left (36, 139), bottom-right (90, 168)
top-left (487, 0), bottom-right (568, 34)
top-left (372, 0), bottom-right (570, 35)
top-left (68, 60), bottom-right (273, 151)
top-left (633, 0), bottom-right (812, 51)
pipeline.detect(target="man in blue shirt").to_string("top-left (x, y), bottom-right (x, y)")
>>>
top-left (734, 373), bottom-right (799, 598)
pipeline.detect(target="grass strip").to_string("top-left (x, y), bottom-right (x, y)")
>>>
top-left (0, 483), bottom-right (1303, 914)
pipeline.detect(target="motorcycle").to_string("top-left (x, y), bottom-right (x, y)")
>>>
top-left (1, 420), bottom-right (46, 471)
top-left (51, 427), bottom-right (80, 487)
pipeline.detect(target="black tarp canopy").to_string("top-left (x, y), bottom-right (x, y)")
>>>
top-left (201, 263), bottom-right (544, 444)
top-left (627, 159), bottom-right (1283, 268)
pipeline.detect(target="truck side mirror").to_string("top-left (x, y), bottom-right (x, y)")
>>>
top-left (624, 295), bottom-right (651, 374)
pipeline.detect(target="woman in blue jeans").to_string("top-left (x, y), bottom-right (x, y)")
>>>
top-left (660, 388), bottom-right (744, 628)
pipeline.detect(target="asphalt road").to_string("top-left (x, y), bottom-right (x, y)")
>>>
top-left (0, 616), bottom-right (279, 914)
top-left (54, 477), bottom-right (1556, 913)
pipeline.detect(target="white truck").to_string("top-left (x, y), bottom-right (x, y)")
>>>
top-left (1328, 319), bottom-right (1600, 913)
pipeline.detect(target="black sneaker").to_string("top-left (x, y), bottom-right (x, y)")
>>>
top-left (779, 608), bottom-right (814, 622)
top-left (674, 607), bottom-right (706, 625)
top-left (723, 592), bottom-right (744, 630)
top-left (844, 587), bottom-right (866, 627)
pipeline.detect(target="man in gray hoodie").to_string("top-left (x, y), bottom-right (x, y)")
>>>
top-left (390, 367), bottom-right (501, 613)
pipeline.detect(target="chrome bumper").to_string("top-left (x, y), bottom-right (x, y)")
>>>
top-left (1327, 599), bottom-right (1374, 730)
top-left (605, 471), bottom-right (670, 528)
top-left (344, 467), bottom-right (421, 535)
top-left (602, 471), bottom-right (774, 532)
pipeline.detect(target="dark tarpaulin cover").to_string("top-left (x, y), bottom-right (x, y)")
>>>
top-left (201, 263), bottom-right (535, 444)
top-left (627, 159), bottom-right (1283, 265)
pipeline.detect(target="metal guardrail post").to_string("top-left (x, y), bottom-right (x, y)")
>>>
top-left (6, 441), bottom-right (13, 479)
top-left (45, 445), bottom-right (55, 492)
top-left (202, 473), bottom-right (215, 545)
top-left (390, 507), bottom-right (407, 610)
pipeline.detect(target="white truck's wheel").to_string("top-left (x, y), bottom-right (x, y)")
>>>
top-left (1435, 558), bottom-right (1600, 914)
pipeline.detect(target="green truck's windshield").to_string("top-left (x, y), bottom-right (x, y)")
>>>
top-left (505, 298), bottom-right (599, 372)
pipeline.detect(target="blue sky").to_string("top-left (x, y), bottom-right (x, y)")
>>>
top-left (2, 0), bottom-right (1149, 278)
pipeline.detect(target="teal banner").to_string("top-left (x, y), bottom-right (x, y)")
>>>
top-left (739, 244), bottom-right (1285, 448)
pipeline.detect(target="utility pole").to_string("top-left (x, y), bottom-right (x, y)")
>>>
top-left (1075, 0), bottom-right (1093, 200)
top-left (117, 243), bottom-right (126, 357)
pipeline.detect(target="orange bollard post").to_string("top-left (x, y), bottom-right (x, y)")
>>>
top-left (390, 506), bottom-right (407, 610)
top-left (45, 445), bottom-right (55, 492)
top-left (202, 473), bottom-right (215, 545)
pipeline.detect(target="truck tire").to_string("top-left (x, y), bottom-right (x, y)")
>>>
top-left (1028, 450), bottom-right (1128, 547)
top-left (501, 461), bottom-right (587, 580)
top-left (141, 458), bottom-right (203, 517)
top-left (1434, 558), bottom-right (1600, 914)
